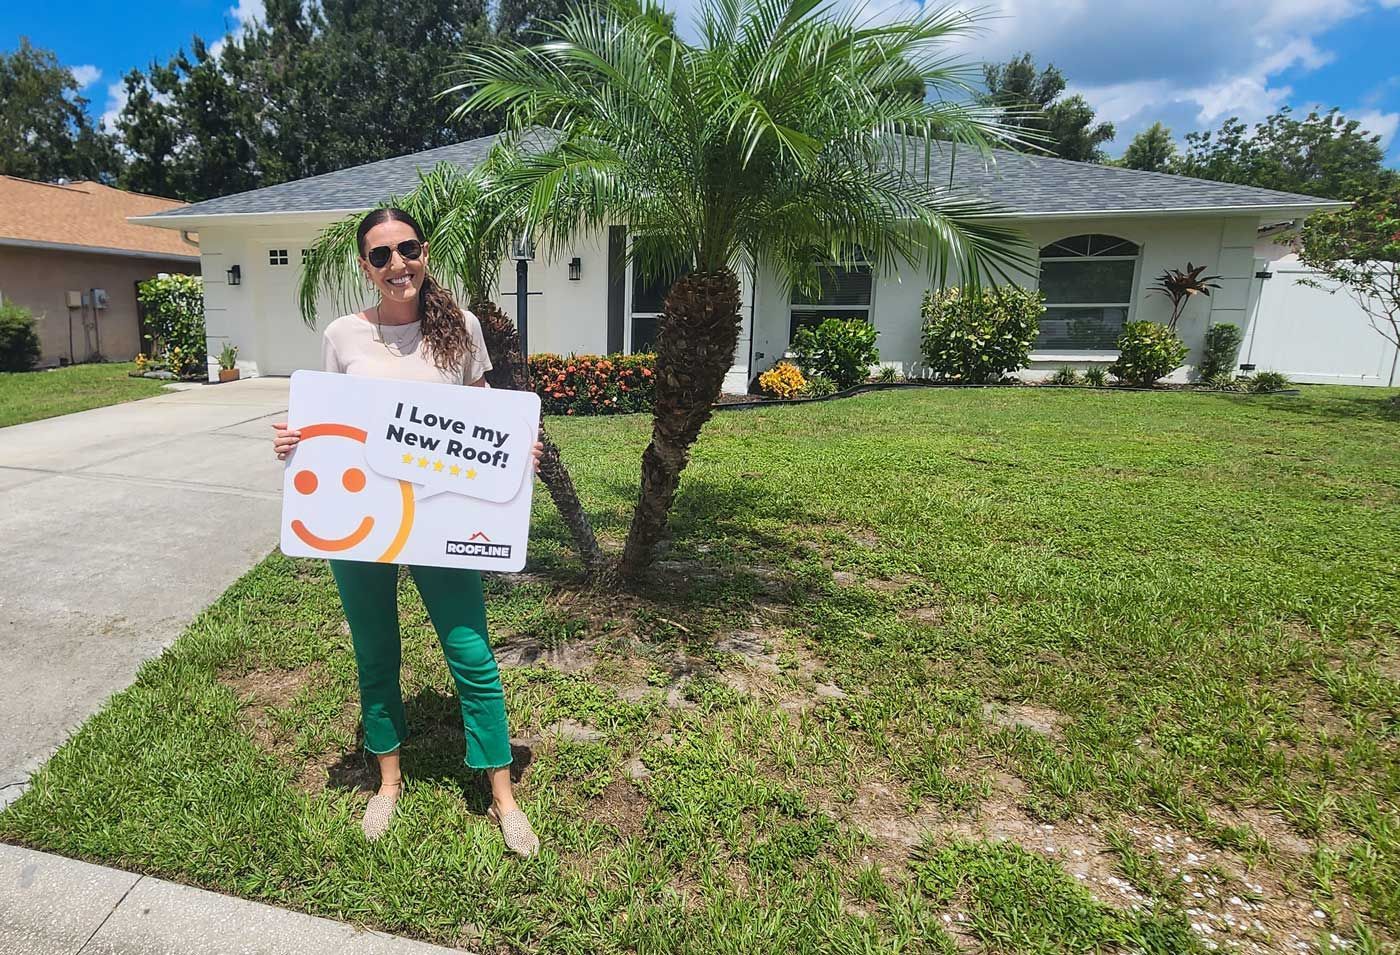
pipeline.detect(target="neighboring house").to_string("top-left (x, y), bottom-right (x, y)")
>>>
top-left (129, 134), bottom-right (1348, 389)
top-left (0, 176), bottom-right (200, 367)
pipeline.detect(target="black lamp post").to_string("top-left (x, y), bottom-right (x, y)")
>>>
top-left (511, 235), bottom-right (534, 356)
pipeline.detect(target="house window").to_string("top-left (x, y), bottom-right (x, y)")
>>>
top-left (629, 264), bottom-right (687, 353)
top-left (789, 259), bottom-right (873, 337)
top-left (1036, 234), bottom-right (1139, 350)
top-left (268, 249), bottom-right (289, 266)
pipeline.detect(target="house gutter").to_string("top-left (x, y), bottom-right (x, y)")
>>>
top-left (0, 236), bottom-right (199, 262)
top-left (976, 202), bottom-right (1348, 221)
top-left (128, 208), bottom-right (369, 231)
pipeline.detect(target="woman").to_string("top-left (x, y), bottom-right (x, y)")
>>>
top-left (272, 208), bottom-right (540, 856)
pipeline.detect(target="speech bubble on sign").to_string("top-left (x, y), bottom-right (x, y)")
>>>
top-left (366, 399), bottom-right (533, 503)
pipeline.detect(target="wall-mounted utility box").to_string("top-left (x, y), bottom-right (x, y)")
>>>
top-left (66, 290), bottom-right (83, 308)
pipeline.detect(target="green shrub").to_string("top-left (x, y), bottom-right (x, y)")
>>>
top-left (920, 285), bottom-right (1043, 384)
top-left (790, 318), bottom-right (879, 389)
top-left (1049, 366), bottom-right (1080, 386)
top-left (1248, 370), bottom-right (1291, 392)
top-left (1109, 321), bottom-right (1188, 386)
top-left (1199, 323), bottom-right (1244, 380)
top-left (0, 302), bottom-right (42, 371)
top-left (802, 374), bottom-right (837, 398)
top-left (1201, 369), bottom-right (1245, 392)
top-left (136, 274), bottom-right (205, 377)
top-left (530, 352), bottom-right (656, 415)
top-left (1083, 366), bottom-right (1108, 387)
top-left (876, 365), bottom-right (899, 384)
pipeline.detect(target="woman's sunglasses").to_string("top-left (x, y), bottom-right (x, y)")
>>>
top-left (365, 239), bottom-right (423, 269)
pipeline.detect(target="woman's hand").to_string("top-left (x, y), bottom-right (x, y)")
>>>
top-left (531, 440), bottom-right (544, 475)
top-left (272, 422), bottom-right (300, 461)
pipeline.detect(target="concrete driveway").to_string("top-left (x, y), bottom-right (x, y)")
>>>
top-left (0, 378), bottom-right (290, 806)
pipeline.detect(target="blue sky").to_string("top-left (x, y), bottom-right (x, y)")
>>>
top-left (5, 0), bottom-right (1399, 166)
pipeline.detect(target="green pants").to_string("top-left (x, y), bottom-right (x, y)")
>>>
top-left (329, 560), bottom-right (512, 769)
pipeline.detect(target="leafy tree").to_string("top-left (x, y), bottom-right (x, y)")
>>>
top-left (1298, 188), bottom-right (1400, 384)
top-left (116, 38), bottom-right (261, 200)
top-left (300, 160), bottom-right (606, 573)
top-left (1178, 108), bottom-right (1397, 200)
top-left (114, 0), bottom-right (498, 200)
top-left (454, 0), bottom-right (1032, 583)
top-left (1121, 122), bottom-right (1176, 172)
top-left (982, 52), bottom-right (1115, 162)
top-left (241, 0), bottom-right (496, 187)
top-left (0, 38), bottom-right (120, 183)
top-left (494, 0), bottom-right (579, 41)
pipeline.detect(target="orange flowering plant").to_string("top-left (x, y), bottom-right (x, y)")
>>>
top-left (530, 352), bottom-right (657, 415)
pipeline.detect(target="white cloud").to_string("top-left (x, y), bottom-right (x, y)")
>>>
top-left (1352, 109), bottom-right (1399, 149)
top-left (229, 0), bottom-right (264, 27)
top-left (210, 37), bottom-right (229, 60)
top-left (69, 64), bottom-right (101, 89)
top-left (100, 81), bottom-right (129, 133)
top-left (662, 0), bottom-right (1395, 159)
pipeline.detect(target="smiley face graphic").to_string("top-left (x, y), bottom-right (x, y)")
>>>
top-left (286, 423), bottom-right (415, 562)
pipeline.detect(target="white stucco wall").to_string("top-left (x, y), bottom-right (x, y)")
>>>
top-left (742, 214), bottom-right (1261, 386)
top-left (501, 231), bottom-right (611, 357)
top-left (201, 212), bottom-right (1276, 389)
top-left (199, 222), bottom-right (620, 380)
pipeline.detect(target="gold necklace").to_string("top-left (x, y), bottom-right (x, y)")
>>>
top-left (371, 304), bottom-right (420, 357)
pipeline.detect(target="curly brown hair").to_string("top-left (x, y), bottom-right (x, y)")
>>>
top-left (357, 208), bottom-right (475, 376)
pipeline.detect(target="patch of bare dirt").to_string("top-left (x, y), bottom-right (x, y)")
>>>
top-left (221, 666), bottom-right (313, 751)
top-left (836, 767), bottom-right (1371, 954)
top-left (592, 777), bottom-right (649, 840)
top-left (980, 701), bottom-right (1065, 738)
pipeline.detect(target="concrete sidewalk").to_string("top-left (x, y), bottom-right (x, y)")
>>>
top-left (0, 843), bottom-right (461, 954)
top-left (0, 378), bottom-right (291, 806)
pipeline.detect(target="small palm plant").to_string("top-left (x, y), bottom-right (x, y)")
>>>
top-left (449, 0), bottom-right (1034, 582)
top-left (1150, 263), bottom-right (1222, 332)
top-left (299, 161), bottom-right (605, 573)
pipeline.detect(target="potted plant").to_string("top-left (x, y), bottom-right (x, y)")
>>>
top-left (218, 342), bottom-right (240, 383)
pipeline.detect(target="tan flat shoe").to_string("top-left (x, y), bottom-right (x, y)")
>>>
top-left (487, 805), bottom-right (540, 858)
top-left (362, 781), bottom-right (401, 842)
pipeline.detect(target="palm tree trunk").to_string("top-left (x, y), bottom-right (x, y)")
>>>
top-left (619, 269), bottom-right (743, 582)
top-left (472, 299), bottom-right (608, 578)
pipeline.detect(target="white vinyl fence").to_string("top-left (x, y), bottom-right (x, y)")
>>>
top-left (1242, 256), bottom-right (1399, 387)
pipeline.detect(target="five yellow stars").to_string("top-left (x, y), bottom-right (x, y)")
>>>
top-left (401, 457), bottom-right (478, 479)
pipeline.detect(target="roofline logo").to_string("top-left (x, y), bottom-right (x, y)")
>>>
top-left (447, 531), bottom-right (512, 560)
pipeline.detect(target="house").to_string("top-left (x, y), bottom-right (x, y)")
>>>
top-left (0, 176), bottom-right (200, 366)
top-left (127, 133), bottom-right (1352, 388)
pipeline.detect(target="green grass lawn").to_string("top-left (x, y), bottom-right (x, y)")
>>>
top-left (3, 385), bottom-right (1397, 954)
top-left (0, 361), bottom-right (169, 428)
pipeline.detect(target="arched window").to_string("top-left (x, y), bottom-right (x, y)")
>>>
top-left (1037, 234), bottom-right (1140, 350)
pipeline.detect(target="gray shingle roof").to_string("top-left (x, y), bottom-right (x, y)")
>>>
top-left (143, 137), bottom-right (502, 219)
top-left (144, 131), bottom-right (1341, 221)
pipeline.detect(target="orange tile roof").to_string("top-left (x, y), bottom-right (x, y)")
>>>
top-left (0, 176), bottom-right (198, 258)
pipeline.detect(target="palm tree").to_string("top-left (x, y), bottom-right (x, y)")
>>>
top-left (298, 161), bottom-right (606, 575)
top-left (449, 0), bottom-right (1033, 583)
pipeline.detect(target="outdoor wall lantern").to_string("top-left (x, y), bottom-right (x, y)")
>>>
top-left (569, 257), bottom-right (582, 281)
top-left (226, 264), bottom-right (242, 286)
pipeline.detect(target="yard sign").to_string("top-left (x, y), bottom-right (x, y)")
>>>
top-left (279, 370), bottom-right (538, 571)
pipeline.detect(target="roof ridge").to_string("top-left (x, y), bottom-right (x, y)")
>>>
top-left (72, 180), bottom-right (185, 202)
top-left (1, 175), bottom-right (89, 193)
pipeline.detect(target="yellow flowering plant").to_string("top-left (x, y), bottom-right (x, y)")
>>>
top-left (758, 361), bottom-right (806, 399)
